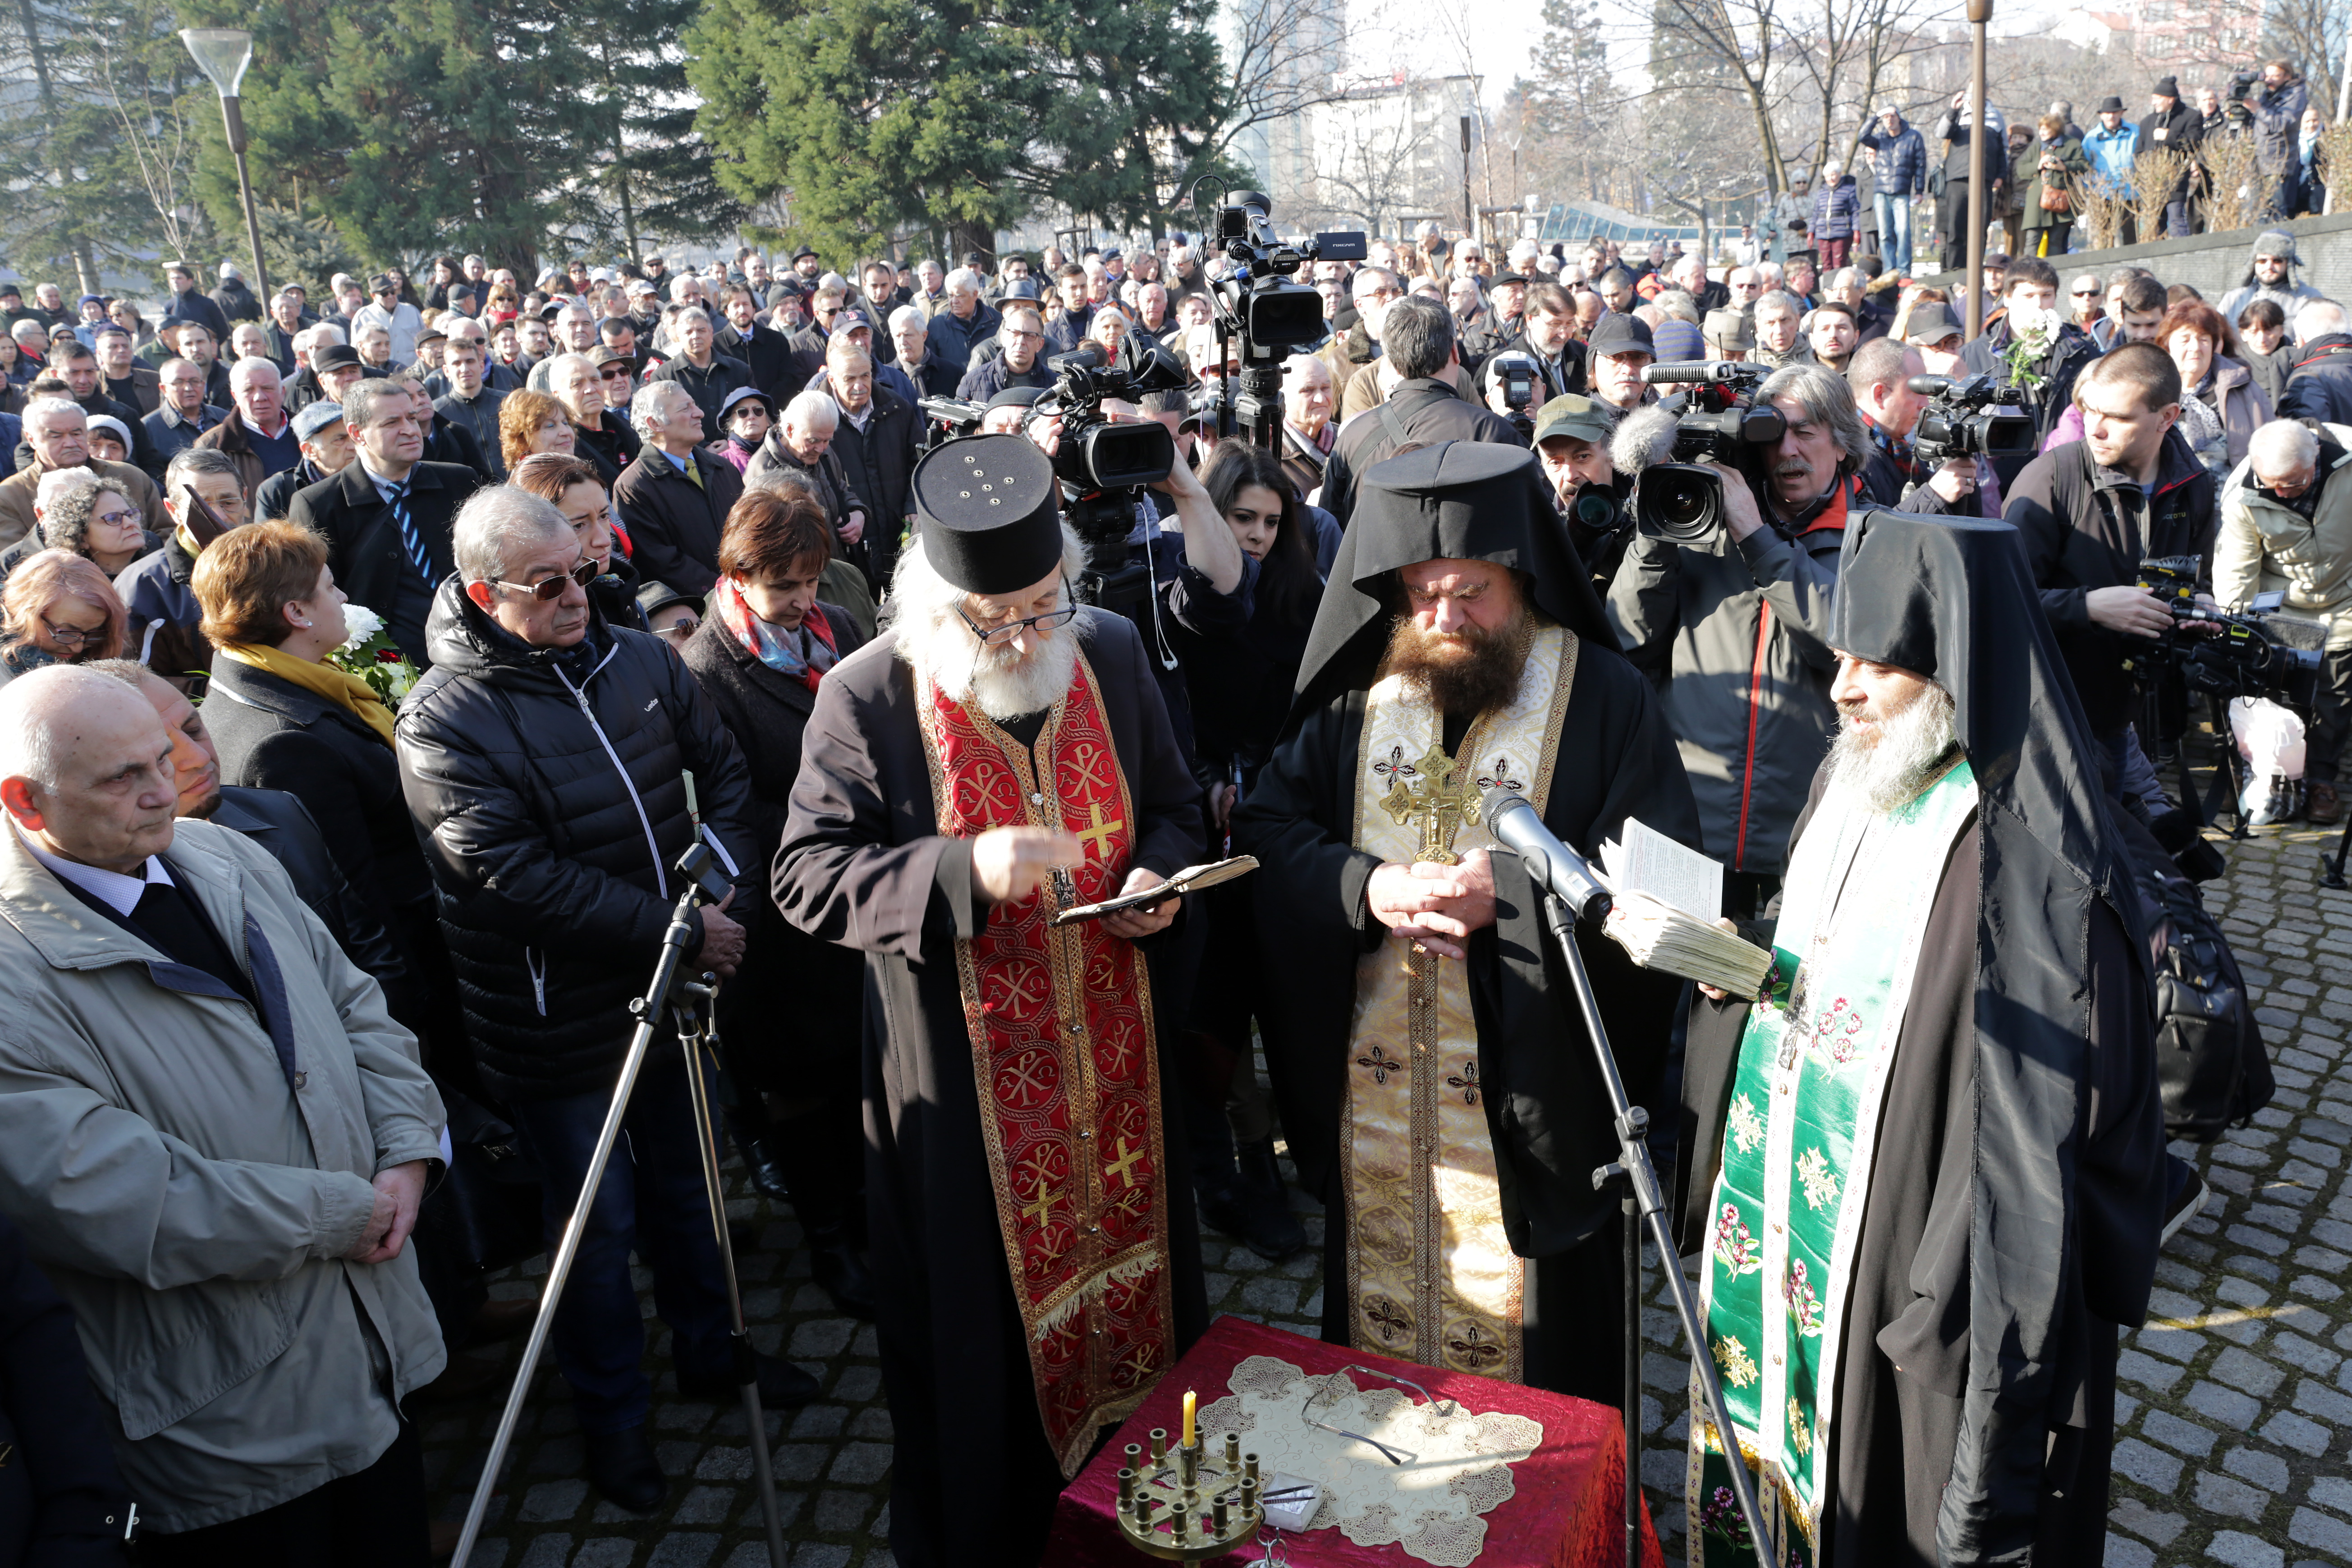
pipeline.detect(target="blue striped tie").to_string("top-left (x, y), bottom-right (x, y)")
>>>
top-left (388, 480), bottom-right (433, 583)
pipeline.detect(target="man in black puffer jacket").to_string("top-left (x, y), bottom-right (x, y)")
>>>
top-left (395, 484), bottom-right (816, 1515)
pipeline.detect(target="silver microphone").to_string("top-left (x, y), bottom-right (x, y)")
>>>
top-left (1481, 789), bottom-right (1613, 924)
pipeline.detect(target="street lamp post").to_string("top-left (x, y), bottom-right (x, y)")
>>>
top-left (1963, 0), bottom-right (1991, 338)
top-left (179, 28), bottom-right (271, 304)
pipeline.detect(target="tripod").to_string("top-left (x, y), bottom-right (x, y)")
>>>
top-left (450, 840), bottom-right (790, 1568)
top-left (1536, 892), bottom-right (1768, 1568)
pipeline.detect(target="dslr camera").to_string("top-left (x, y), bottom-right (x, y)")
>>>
top-left (1630, 361), bottom-right (1787, 544)
top-left (1201, 189), bottom-right (1366, 449)
top-left (1484, 350), bottom-right (1543, 439)
top-left (1905, 374), bottom-right (2036, 466)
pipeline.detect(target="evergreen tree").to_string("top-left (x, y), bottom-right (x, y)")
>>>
top-left (179, 0), bottom-right (614, 274)
top-left (582, 7), bottom-right (749, 260)
top-left (687, 0), bottom-right (1234, 260)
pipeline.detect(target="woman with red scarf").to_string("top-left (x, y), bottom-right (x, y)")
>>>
top-left (679, 487), bottom-right (875, 1316)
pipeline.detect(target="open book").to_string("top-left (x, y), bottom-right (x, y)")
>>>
top-left (1049, 856), bottom-right (1259, 926)
top-left (1597, 821), bottom-right (1774, 998)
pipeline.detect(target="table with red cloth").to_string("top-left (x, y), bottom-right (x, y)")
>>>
top-left (1042, 1315), bottom-right (1663, 1568)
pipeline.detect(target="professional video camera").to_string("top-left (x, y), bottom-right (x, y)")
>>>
top-left (1905, 373), bottom-right (2037, 467)
top-left (2139, 554), bottom-right (2325, 709)
top-left (1626, 361), bottom-right (1787, 544)
top-left (915, 395), bottom-right (988, 441)
top-left (1197, 188), bottom-right (1366, 449)
top-left (1034, 340), bottom-right (1192, 612)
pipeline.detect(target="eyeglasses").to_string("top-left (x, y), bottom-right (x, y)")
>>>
top-left (92, 505), bottom-right (140, 530)
top-left (956, 583), bottom-right (1079, 646)
top-left (41, 620), bottom-right (103, 650)
top-left (2072, 288), bottom-right (2099, 296)
top-left (1297, 1365), bottom-right (1459, 1467)
top-left (1006, 328), bottom-right (1044, 343)
top-left (491, 559), bottom-right (599, 601)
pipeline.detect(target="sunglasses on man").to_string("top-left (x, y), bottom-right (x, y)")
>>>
top-left (491, 559), bottom-right (601, 601)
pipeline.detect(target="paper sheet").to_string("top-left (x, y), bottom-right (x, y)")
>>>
top-left (1600, 818), bottom-right (1722, 920)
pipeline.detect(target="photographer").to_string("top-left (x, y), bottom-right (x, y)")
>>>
top-left (1481, 282), bottom-right (1586, 403)
top-left (1316, 297), bottom-right (1520, 527)
top-left (1531, 393), bottom-right (1632, 586)
top-left (2215, 420), bottom-right (2352, 822)
top-left (1848, 335), bottom-right (1994, 515)
top-left (1606, 364), bottom-right (1868, 907)
top-left (2006, 344), bottom-right (2217, 789)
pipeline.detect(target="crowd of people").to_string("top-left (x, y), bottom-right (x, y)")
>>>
top-left (0, 157), bottom-right (2343, 1568)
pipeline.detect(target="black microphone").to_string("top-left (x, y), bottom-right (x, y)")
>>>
top-left (1481, 789), bottom-right (1614, 924)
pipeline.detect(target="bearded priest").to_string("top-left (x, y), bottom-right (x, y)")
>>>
top-left (1676, 510), bottom-right (2163, 1567)
top-left (1234, 440), bottom-right (1697, 1402)
top-left (774, 434), bottom-right (1208, 1567)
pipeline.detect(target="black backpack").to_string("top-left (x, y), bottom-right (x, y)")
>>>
top-left (2122, 813), bottom-right (2275, 1141)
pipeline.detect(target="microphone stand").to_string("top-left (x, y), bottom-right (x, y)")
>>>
top-left (450, 840), bottom-right (789, 1568)
top-left (1533, 888), bottom-right (1770, 1568)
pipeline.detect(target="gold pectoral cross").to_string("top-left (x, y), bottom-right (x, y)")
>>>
top-left (1380, 740), bottom-right (1481, 865)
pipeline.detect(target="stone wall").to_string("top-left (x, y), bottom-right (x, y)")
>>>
top-left (1921, 211), bottom-right (2352, 308)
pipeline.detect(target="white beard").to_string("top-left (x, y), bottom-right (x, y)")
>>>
top-left (1826, 683), bottom-right (1959, 813)
top-left (903, 612), bottom-right (1082, 721)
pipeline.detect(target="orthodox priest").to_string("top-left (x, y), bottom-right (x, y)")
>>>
top-left (1234, 441), bottom-right (1696, 1402)
top-left (773, 434), bottom-right (1208, 1567)
top-left (1675, 510), bottom-right (2164, 1567)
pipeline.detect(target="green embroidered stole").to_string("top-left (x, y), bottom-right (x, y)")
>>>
top-left (1686, 760), bottom-right (1978, 1567)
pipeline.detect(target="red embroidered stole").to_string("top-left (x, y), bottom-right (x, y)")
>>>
top-left (915, 651), bottom-right (1175, 1477)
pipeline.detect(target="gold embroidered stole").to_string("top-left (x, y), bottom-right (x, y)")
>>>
top-left (915, 652), bottom-right (1175, 1478)
top-left (1341, 624), bottom-right (1578, 1380)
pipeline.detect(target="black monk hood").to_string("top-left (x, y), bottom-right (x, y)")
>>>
top-left (1288, 440), bottom-right (1619, 727)
top-left (1829, 509), bottom-right (2153, 1561)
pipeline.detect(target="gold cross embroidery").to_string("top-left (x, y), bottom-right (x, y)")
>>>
top-left (1104, 1136), bottom-right (1146, 1188)
top-left (1378, 740), bottom-right (1481, 865)
top-left (1021, 1181), bottom-right (1061, 1225)
top-left (1075, 799), bottom-right (1125, 859)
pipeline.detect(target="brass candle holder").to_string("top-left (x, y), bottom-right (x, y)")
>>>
top-left (1114, 1426), bottom-right (1265, 1560)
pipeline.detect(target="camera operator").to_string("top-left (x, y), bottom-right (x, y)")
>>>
top-left (1586, 313), bottom-right (1660, 413)
top-left (1317, 296), bottom-right (1520, 527)
top-left (397, 486), bottom-right (814, 1513)
top-left (1481, 282), bottom-right (1587, 403)
top-left (1848, 336), bottom-right (1993, 514)
top-left (2005, 344), bottom-right (2216, 799)
top-left (1606, 363), bottom-right (1869, 908)
top-left (2215, 420), bottom-right (2352, 822)
top-left (1531, 393), bottom-right (1632, 587)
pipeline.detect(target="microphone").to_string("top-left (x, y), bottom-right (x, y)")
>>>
top-left (1481, 789), bottom-right (1614, 924)
top-left (1638, 360), bottom-right (1745, 384)
top-left (1609, 403), bottom-right (1681, 476)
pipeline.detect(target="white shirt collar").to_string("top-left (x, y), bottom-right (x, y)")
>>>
top-left (243, 412), bottom-right (289, 441)
top-left (357, 456), bottom-right (409, 500)
top-left (13, 821), bottom-right (170, 917)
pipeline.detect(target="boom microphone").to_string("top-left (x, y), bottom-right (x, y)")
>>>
top-left (1609, 403), bottom-right (1682, 477)
top-left (1639, 360), bottom-right (1747, 384)
top-left (1481, 789), bottom-right (1614, 924)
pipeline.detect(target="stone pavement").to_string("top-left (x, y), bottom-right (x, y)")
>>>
top-left (439, 823), bottom-right (2352, 1568)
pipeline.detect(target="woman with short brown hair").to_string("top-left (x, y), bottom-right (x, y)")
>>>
top-left (678, 486), bottom-right (872, 1314)
top-left (499, 389), bottom-right (576, 472)
top-left (2161, 297), bottom-right (2269, 471)
top-left (511, 451), bottom-right (646, 629)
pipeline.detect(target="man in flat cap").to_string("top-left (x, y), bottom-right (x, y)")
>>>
top-left (775, 434), bottom-right (1208, 1567)
top-left (1234, 441), bottom-right (1696, 1403)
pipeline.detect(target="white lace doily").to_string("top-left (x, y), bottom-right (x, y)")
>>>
top-left (1195, 1355), bottom-right (1544, 1567)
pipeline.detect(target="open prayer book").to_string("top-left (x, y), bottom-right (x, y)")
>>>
top-left (1596, 821), bottom-right (1774, 998)
top-left (1049, 855), bottom-right (1259, 926)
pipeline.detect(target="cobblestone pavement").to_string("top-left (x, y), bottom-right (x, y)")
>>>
top-left (440, 822), bottom-right (2352, 1568)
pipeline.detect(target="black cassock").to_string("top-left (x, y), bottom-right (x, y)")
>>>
top-left (1234, 642), bottom-right (1699, 1404)
top-left (1676, 772), bottom-right (2163, 1564)
top-left (773, 610), bottom-right (1208, 1568)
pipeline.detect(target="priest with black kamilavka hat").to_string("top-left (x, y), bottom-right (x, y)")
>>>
top-left (774, 434), bottom-right (1207, 1567)
top-left (1676, 510), bottom-right (2164, 1567)
top-left (1234, 440), bottom-right (1697, 1400)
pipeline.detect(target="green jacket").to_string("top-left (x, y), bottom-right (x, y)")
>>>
top-left (2022, 135), bottom-right (2091, 230)
top-left (0, 817), bottom-right (445, 1531)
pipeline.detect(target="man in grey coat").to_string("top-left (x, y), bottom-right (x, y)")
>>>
top-left (0, 666), bottom-right (446, 1563)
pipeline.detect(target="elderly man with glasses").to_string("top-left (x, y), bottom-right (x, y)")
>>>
top-left (396, 484), bottom-right (805, 1516)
